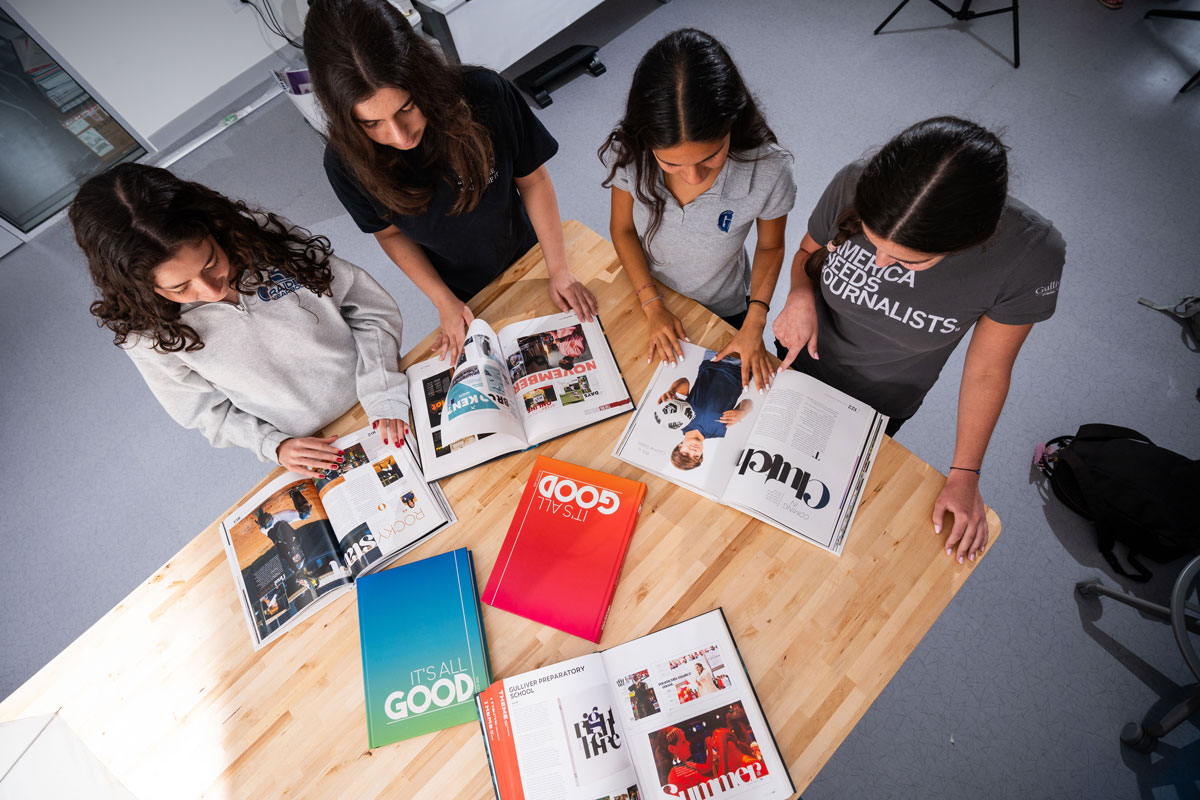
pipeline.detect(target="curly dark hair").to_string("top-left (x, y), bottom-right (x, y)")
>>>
top-left (70, 163), bottom-right (335, 353)
top-left (805, 116), bottom-right (1009, 281)
top-left (304, 0), bottom-right (494, 217)
top-left (599, 28), bottom-right (779, 263)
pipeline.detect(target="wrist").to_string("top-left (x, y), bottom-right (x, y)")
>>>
top-left (787, 282), bottom-right (815, 302)
top-left (947, 466), bottom-right (981, 483)
top-left (744, 302), bottom-right (769, 326)
top-left (642, 296), bottom-right (665, 315)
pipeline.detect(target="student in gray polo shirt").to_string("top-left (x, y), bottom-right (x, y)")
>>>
top-left (600, 28), bottom-right (795, 392)
top-left (773, 117), bottom-right (1066, 569)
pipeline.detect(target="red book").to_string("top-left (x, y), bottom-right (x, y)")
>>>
top-left (482, 456), bottom-right (646, 642)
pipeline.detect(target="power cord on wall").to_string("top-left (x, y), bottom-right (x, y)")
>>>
top-left (241, 0), bottom-right (303, 49)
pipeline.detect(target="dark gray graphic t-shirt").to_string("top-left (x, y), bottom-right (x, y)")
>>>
top-left (800, 162), bottom-right (1065, 418)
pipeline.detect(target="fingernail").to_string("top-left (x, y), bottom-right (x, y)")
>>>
top-left (935, 525), bottom-right (942, 534)
top-left (946, 547), bottom-right (953, 556)
top-left (337, 457), bottom-right (344, 463)
top-left (383, 438), bottom-right (388, 444)
top-left (338, 450), bottom-right (344, 455)
top-left (372, 421), bottom-right (377, 429)
top-left (969, 552), bottom-right (976, 561)
top-left (957, 556), bottom-right (964, 564)
top-left (330, 463), bottom-right (338, 470)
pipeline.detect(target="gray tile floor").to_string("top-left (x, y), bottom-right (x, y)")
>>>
top-left (2, 0), bottom-right (1198, 796)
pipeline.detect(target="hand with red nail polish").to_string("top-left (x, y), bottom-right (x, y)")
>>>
top-left (374, 417), bottom-right (411, 450)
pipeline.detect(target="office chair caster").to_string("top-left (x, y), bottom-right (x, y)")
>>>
top-left (1075, 578), bottom-right (1102, 596)
top-left (1120, 722), bottom-right (1157, 752)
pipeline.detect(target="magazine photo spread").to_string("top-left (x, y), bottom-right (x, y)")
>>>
top-left (612, 343), bottom-right (887, 555)
top-left (220, 425), bottom-right (455, 649)
top-left (475, 609), bottom-right (794, 800)
top-left (405, 311), bottom-right (634, 481)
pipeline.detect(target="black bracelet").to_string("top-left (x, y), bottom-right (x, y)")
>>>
top-left (950, 466), bottom-right (981, 475)
top-left (748, 299), bottom-right (770, 313)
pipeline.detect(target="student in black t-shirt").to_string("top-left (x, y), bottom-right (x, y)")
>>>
top-left (304, 0), bottom-right (597, 362)
top-left (772, 117), bottom-right (1066, 567)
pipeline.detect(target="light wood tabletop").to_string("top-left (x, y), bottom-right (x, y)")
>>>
top-left (0, 221), bottom-right (1000, 799)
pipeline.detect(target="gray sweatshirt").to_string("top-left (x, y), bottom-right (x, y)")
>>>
top-left (124, 254), bottom-right (408, 463)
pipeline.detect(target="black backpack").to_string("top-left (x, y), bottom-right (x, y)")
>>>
top-left (1035, 424), bottom-right (1200, 581)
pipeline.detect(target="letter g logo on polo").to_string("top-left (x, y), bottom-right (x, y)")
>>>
top-left (717, 210), bottom-right (733, 232)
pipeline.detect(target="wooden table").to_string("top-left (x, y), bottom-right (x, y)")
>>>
top-left (0, 221), bottom-right (1000, 799)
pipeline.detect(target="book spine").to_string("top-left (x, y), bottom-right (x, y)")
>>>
top-left (466, 550), bottom-right (493, 684)
top-left (591, 483), bottom-right (646, 642)
top-left (358, 594), bottom-right (376, 750)
top-left (476, 690), bottom-right (504, 799)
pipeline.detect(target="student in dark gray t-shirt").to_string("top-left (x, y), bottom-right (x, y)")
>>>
top-left (601, 29), bottom-right (795, 391)
top-left (773, 117), bottom-right (1065, 567)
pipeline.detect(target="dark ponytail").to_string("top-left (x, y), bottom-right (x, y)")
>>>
top-left (806, 116), bottom-right (1008, 280)
top-left (598, 28), bottom-right (778, 262)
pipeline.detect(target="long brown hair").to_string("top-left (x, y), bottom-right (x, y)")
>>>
top-left (304, 0), bottom-right (493, 216)
top-left (599, 29), bottom-right (779, 263)
top-left (805, 116), bottom-right (1008, 280)
top-left (70, 163), bottom-right (334, 353)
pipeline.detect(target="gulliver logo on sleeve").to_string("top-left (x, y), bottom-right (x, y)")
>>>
top-left (257, 269), bottom-right (304, 301)
top-left (717, 210), bottom-right (733, 232)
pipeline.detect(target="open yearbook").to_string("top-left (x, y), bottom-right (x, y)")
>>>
top-left (220, 426), bottom-right (455, 649)
top-left (475, 609), bottom-right (794, 800)
top-left (405, 311), bottom-right (634, 481)
top-left (613, 343), bottom-right (887, 555)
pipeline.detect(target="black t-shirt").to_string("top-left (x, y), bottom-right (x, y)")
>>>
top-left (323, 68), bottom-right (558, 300)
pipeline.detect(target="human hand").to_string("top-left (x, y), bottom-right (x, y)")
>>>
top-left (713, 321), bottom-right (773, 392)
top-left (718, 401), bottom-right (751, 426)
top-left (372, 418), bottom-right (410, 448)
top-left (933, 470), bottom-right (989, 563)
top-left (277, 436), bottom-right (343, 478)
top-left (657, 379), bottom-right (688, 404)
top-left (548, 269), bottom-right (598, 322)
top-left (644, 302), bottom-right (688, 365)
top-left (433, 300), bottom-right (474, 363)
top-left (772, 288), bottom-right (819, 372)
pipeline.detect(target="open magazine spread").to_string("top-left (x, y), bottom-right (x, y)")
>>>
top-left (476, 609), bottom-right (794, 800)
top-left (406, 311), bottom-right (634, 481)
top-left (612, 343), bottom-right (887, 555)
top-left (220, 426), bottom-right (455, 649)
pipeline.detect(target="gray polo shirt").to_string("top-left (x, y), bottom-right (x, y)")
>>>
top-left (610, 143), bottom-right (796, 318)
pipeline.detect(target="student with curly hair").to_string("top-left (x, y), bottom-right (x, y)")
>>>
top-left (600, 28), bottom-right (795, 389)
top-left (774, 116), bottom-right (1066, 565)
top-left (71, 163), bottom-right (411, 476)
top-left (304, 0), bottom-right (596, 364)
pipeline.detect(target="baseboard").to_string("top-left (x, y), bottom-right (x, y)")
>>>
top-left (147, 44), bottom-right (302, 153)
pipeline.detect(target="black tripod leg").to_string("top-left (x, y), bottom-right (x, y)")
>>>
top-left (1012, 0), bottom-right (1020, 68)
top-left (1182, 68), bottom-right (1200, 94)
top-left (874, 0), bottom-right (913, 35)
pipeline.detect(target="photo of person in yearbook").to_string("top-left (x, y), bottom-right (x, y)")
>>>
top-left (658, 350), bottom-right (753, 471)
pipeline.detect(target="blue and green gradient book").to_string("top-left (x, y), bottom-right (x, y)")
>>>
top-left (357, 547), bottom-right (491, 748)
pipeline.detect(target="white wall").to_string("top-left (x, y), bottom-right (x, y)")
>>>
top-left (7, 0), bottom-right (303, 145)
